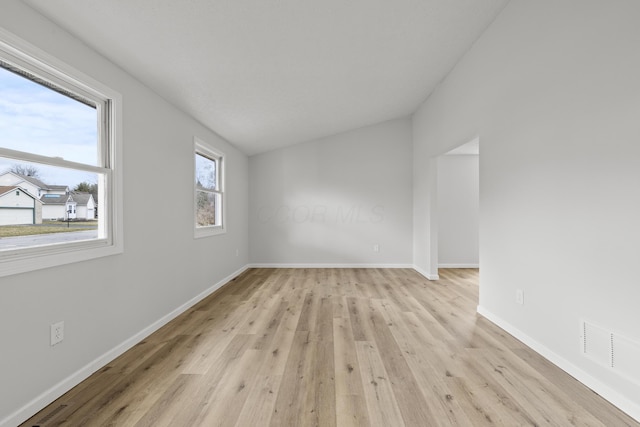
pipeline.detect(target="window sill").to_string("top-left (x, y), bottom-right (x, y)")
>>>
top-left (0, 239), bottom-right (123, 278)
top-left (194, 225), bottom-right (226, 239)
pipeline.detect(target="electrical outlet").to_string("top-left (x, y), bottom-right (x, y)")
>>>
top-left (373, 244), bottom-right (380, 253)
top-left (51, 321), bottom-right (64, 346)
top-left (235, 248), bottom-right (239, 257)
top-left (516, 289), bottom-right (524, 305)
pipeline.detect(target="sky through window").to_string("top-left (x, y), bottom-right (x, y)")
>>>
top-left (0, 66), bottom-right (98, 188)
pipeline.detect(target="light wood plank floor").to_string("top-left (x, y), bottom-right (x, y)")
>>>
top-left (22, 268), bottom-right (638, 426)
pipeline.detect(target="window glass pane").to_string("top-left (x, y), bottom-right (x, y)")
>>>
top-left (0, 158), bottom-right (101, 250)
top-left (0, 65), bottom-right (98, 166)
top-left (195, 153), bottom-right (216, 190)
top-left (196, 190), bottom-right (218, 227)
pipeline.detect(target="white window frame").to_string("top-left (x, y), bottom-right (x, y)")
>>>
top-left (194, 137), bottom-right (225, 238)
top-left (0, 28), bottom-right (123, 277)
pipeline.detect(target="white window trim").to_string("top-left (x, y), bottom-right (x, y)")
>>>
top-left (194, 137), bottom-right (225, 238)
top-left (0, 28), bottom-right (123, 278)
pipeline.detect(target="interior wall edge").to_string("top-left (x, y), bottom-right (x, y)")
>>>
top-left (412, 265), bottom-right (440, 281)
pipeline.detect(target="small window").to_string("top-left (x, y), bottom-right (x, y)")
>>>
top-left (194, 138), bottom-right (224, 238)
top-left (0, 29), bottom-right (123, 277)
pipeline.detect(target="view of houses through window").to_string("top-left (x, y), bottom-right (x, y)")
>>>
top-left (0, 61), bottom-right (102, 250)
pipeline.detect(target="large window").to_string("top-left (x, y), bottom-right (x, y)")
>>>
top-left (194, 138), bottom-right (224, 237)
top-left (0, 29), bottom-right (122, 276)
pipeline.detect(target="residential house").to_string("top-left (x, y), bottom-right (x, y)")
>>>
top-left (0, 171), bottom-right (94, 221)
top-left (40, 192), bottom-right (96, 221)
top-left (0, 172), bottom-right (47, 198)
top-left (0, 172), bottom-right (69, 198)
top-left (0, 186), bottom-right (43, 225)
top-left (47, 185), bottom-right (71, 195)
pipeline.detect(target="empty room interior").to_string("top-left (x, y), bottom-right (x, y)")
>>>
top-left (1, 0), bottom-right (639, 425)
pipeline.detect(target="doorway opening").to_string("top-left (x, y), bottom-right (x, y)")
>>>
top-left (436, 137), bottom-right (479, 274)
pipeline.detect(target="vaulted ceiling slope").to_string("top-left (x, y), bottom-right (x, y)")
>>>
top-left (25, 0), bottom-right (509, 155)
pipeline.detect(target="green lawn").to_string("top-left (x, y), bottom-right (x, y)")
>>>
top-left (0, 221), bottom-right (98, 238)
top-left (43, 220), bottom-right (97, 226)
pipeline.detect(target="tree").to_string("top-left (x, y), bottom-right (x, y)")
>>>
top-left (9, 164), bottom-right (40, 178)
top-left (74, 181), bottom-right (98, 202)
top-left (196, 191), bottom-right (216, 226)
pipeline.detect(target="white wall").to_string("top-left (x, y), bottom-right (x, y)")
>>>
top-left (0, 188), bottom-right (35, 208)
top-left (413, 0), bottom-right (640, 419)
top-left (437, 155), bottom-right (479, 267)
top-left (42, 204), bottom-right (65, 221)
top-left (0, 174), bottom-right (40, 197)
top-left (0, 2), bottom-right (249, 425)
top-left (249, 119), bottom-right (413, 266)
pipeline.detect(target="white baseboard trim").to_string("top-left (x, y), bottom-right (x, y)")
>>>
top-left (477, 305), bottom-right (640, 423)
top-left (248, 264), bottom-right (444, 283)
top-left (412, 265), bottom-right (439, 281)
top-left (1, 264), bottom-right (250, 427)
top-left (438, 263), bottom-right (479, 268)
top-left (248, 263), bottom-right (414, 269)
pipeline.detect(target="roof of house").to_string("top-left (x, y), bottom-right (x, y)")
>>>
top-left (0, 185), bottom-right (18, 196)
top-left (70, 192), bottom-right (94, 205)
top-left (15, 174), bottom-right (50, 190)
top-left (48, 185), bottom-right (69, 191)
top-left (39, 194), bottom-right (68, 205)
top-left (40, 192), bottom-right (94, 206)
top-left (0, 186), bottom-right (42, 203)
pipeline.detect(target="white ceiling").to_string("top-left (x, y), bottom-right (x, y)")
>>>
top-left (25, 0), bottom-right (508, 155)
top-left (444, 137), bottom-right (480, 155)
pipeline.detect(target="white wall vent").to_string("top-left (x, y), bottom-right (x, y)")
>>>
top-left (581, 320), bottom-right (640, 387)
top-left (582, 320), bottom-right (611, 367)
top-left (611, 333), bottom-right (640, 386)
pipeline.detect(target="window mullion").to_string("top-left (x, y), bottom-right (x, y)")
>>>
top-left (0, 147), bottom-right (107, 174)
top-left (97, 100), bottom-right (112, 169)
